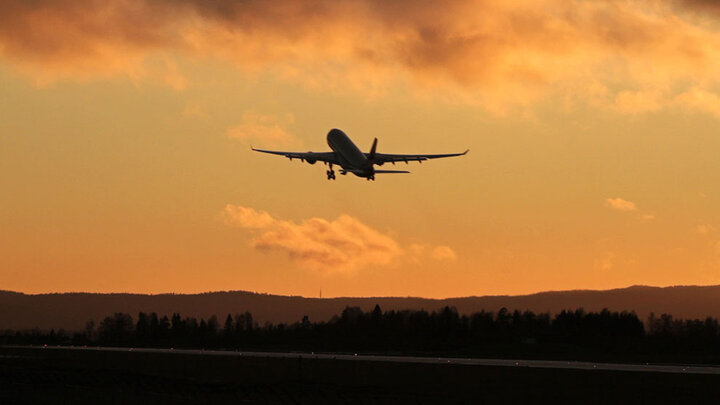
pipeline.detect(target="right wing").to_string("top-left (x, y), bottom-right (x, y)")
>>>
top-left (371, 150), bottom-right (469, 164)
top-left (251, 147), bottom-right (339, 164)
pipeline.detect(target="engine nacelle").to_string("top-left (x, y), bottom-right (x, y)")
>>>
top-left (306, 152), bottom-right (316, 164)
top-left (376, 161), bottom-right (384, 166)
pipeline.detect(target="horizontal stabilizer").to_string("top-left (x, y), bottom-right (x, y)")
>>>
top-left (375, 170), bottom-right (410, 174)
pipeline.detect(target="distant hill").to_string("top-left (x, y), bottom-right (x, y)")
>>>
top-left (1, 285), bottom-right (718, 331)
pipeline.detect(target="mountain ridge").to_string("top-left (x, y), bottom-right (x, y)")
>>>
top-left (1, 284), bottom-right (718, 331)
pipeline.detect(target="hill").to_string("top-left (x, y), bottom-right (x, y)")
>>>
top-left (1, 285), bottom-right (718, 331)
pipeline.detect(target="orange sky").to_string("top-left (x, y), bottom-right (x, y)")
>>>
top-left (1, 0), bottom-right (718, 298)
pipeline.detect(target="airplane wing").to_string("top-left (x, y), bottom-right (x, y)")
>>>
top-left (251, 147), bottom-right (339, 164)
top-left (370, 150), bottom-right (469, 164)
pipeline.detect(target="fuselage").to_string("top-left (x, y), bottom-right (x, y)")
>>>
top-left (326, 128), bottom-right (372, 178)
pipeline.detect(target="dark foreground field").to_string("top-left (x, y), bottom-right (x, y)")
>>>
top-left (2, 346), bottom-right (719, 404)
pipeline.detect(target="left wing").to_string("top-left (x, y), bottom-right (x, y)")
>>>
top-left (369, 150), bottom-right (469, 164)
top-left (251, 147), bottom-right (339, 164)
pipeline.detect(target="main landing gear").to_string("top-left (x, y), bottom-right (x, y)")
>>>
top-left (327, 163), bottom-right (336, 180)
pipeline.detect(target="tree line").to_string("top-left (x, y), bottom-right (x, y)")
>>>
top-left (2, 306), bottom-right (719, 362)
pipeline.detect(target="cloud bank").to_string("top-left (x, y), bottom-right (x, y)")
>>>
top-left (1, 0), bottom-right (718, 114)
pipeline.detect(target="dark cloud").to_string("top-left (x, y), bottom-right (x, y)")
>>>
top-left (0, 0), bottom-right (716, 112)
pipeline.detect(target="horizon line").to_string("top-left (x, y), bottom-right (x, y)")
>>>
top-left (2, 283), bottom-right (719, 300)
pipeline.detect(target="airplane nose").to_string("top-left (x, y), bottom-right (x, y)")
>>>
top-left (327, 128), bottom-right (345, 143)
top-left (327, 128), bottom-right (344, 137)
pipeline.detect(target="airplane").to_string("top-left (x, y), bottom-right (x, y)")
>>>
top-left (251, 128), bottom-right (469, 181)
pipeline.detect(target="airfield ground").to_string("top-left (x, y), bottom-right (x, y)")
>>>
top-left (1, 346), bottom-right (719, 403)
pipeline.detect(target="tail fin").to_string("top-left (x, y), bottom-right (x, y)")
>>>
top-left (369, 138), bottom-right (378, 160)
top-left (374, 170), bottom-right (410, 174)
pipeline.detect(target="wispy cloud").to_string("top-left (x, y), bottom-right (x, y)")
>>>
top-left (697, 224), bottom-right (715, 234)
top-left (605, 197), bottom-right (637, 211)
top-left (227, 112), bottom-right (296, 147)
top-left (613, 90), bottom-right (663, 115)
top-left (673, 87), bottom-right (720, 118)
top-left (159, 57), bottom-right (188, 91)
top-left (1, 0), bottom-right (717, 114)
top-left (594, 250), bottom-right (616, 271)
top-left (431, 246), bottom-right (457, 261)
top-left (183, 102), bottom-right (207, 118)
top-left (223, 205), bottom-right (403, 273)
top-left (409, 243), bottom-right (459, 262)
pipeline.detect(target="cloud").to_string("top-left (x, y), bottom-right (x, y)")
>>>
top-left (183, 102), bottom-right (207, 118)
top-left (159, 57), bottom-right (188, 91)
top-left (224, 205), bottom-right (276, 229)
top-left (613, 90), bottom-right (663, 115)
top-left (673, 87), bottom-right (720, 117)
top-left (223, 204), bottom-right (403, 273)
top-left (409, 243), bottom-right (458, 262)
top-left (1, 0), bottom-right (718, 114)
top-left (605, 197), bottom-right (637, 211)
top-left (674, 0), bottom-right (720, 19)
top-left (594, 251), bottom-right (616, 271)
top-left (431, 246), bottom-right (458, 261)
top-left (697, 224), bottom-right (715, 234)
top-left (227, 112), bottom-right (296, 147)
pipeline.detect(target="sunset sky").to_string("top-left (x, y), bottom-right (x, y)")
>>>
top-left (1, 0), bottom-right (718, 298)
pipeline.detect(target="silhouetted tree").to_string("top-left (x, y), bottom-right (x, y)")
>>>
top-left (98, 313), bottom-right (133, 346)
top-left (222, 314), bottom-right (233, 345)
top-left (135, 312), bottom-right (150, 345)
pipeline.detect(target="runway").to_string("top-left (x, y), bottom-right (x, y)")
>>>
top-left (14, 345), bottom-right (720, 375)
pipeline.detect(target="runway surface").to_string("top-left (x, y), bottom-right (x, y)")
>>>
top-left (12, 345), bottom-right (720, 375)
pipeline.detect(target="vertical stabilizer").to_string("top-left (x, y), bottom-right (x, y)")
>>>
top-left (369, 138), bottom-right (378, 160)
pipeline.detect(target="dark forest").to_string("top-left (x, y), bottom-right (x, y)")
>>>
top-left (3, 306), bottom-right (720, 364)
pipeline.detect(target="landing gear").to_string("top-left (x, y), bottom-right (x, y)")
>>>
top-left (367, 174), bottom-right (375, 181)
top-left (327, 163), bottom-right (336, 180)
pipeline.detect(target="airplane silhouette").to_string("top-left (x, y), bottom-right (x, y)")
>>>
top-left (252, 128), bottom-right (468, 180)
